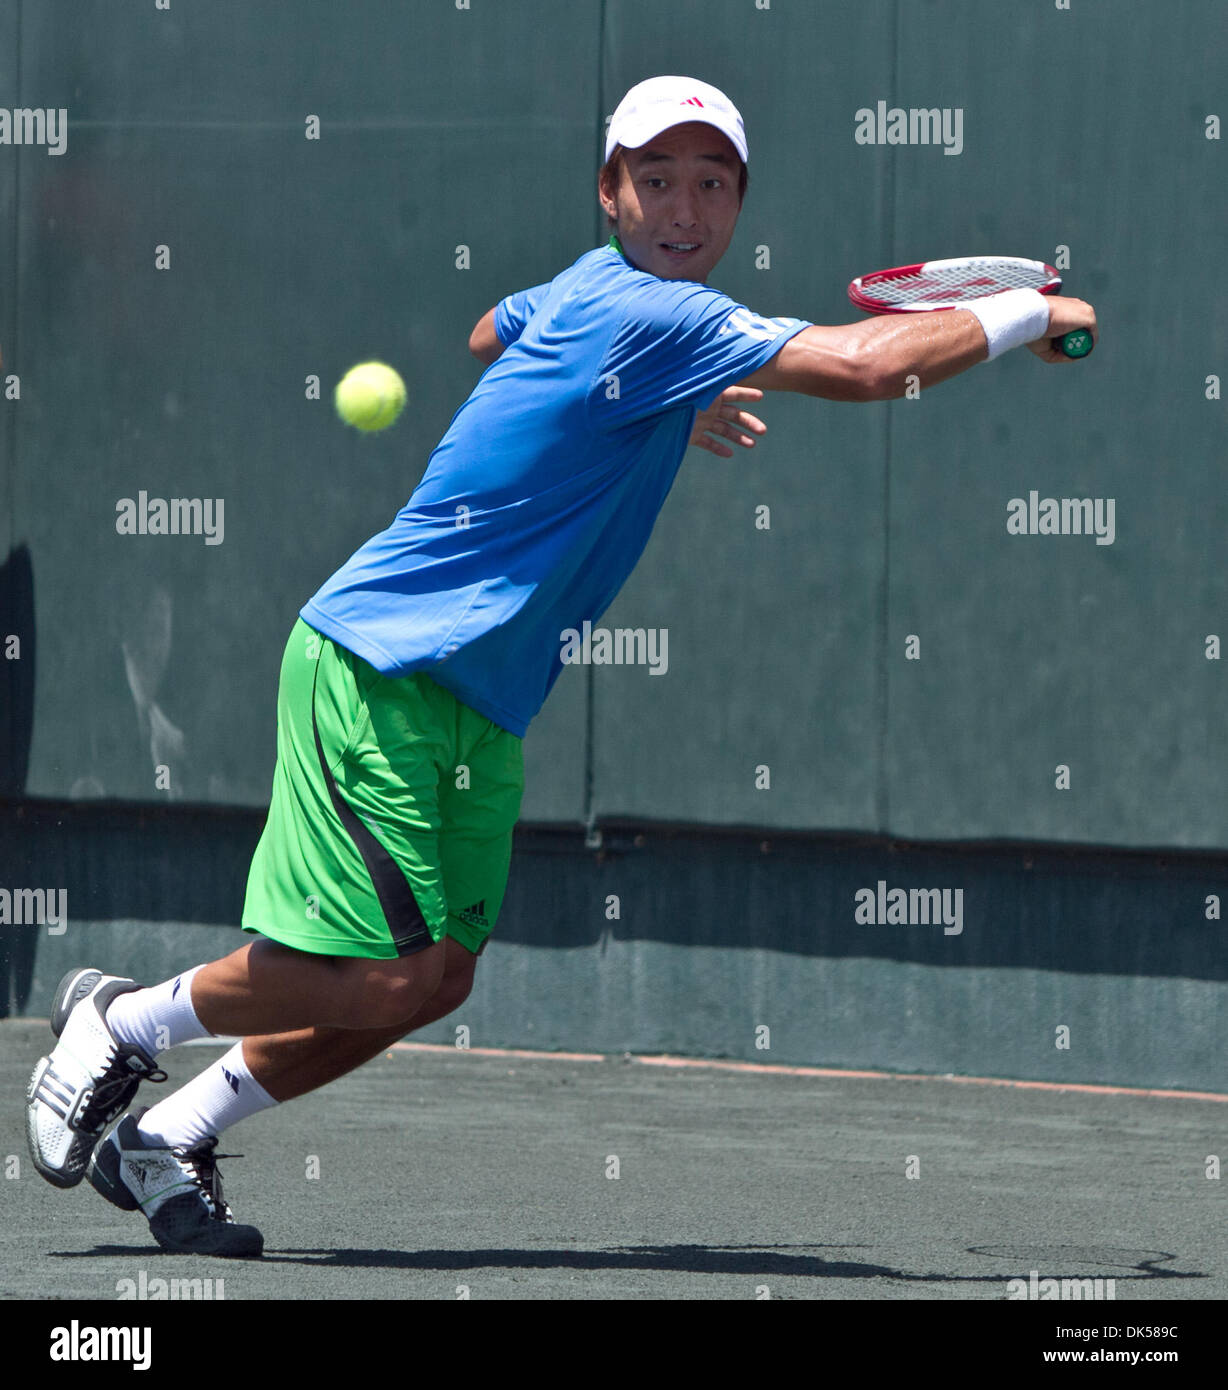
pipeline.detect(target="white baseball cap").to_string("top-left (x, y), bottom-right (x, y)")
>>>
top-left (604, 75), bottom-right (748, 165)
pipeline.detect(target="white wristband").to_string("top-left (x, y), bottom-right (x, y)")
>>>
top-left (966, 289), bottom-right (1052, 361)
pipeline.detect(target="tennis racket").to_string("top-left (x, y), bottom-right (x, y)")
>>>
top-left (848, 256), bottom-right (1094, 359)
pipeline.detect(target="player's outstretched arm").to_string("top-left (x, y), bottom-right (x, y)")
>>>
top-left (739, 294), bottom-right (1096, 401)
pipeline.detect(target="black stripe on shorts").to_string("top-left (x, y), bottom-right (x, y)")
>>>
top-left (311, 657), bottom-right (433, 957)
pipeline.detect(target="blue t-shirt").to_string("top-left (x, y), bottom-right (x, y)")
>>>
top-left (301, 242), bottom-right (812, 736)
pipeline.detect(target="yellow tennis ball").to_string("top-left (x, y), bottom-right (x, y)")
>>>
top-left (335, 361), bottom-right (406, 432)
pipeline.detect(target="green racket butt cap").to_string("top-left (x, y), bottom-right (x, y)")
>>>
top-left (1061, 329), bottom-right (1094, 358)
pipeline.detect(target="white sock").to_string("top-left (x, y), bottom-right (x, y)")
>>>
top-left (106, 965), bottom-right (213, 1057)
top-left (137, 1043), bottom-right (278, 1149)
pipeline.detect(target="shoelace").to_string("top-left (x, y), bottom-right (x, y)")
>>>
top-left (173, 1138), bottom-right (244, 1223)
top-left (77, 1047), bottom-right (168, 1135)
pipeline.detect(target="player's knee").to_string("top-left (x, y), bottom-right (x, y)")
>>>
top-left (430, 970), bottom-right (475, 1018)
top-left (353, 949), bottom-right (447, 1028)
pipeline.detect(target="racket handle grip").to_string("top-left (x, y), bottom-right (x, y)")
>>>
top-left (1054, 328), bottom-right (1094, 359)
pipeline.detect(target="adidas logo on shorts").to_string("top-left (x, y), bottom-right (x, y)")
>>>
top-left (456, 900), bottom-right (489, 927)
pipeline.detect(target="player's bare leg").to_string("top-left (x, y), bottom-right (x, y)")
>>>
top-left (237, 935), bottom-right (479, 1101)
top-left (189, 935), bottom-right (449, 1037)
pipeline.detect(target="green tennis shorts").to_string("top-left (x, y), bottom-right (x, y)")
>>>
top-left (241, 618), bottom-right (524, 959)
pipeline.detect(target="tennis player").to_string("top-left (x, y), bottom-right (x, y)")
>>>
top-left (26, 76), bottom-right (1097, 1256)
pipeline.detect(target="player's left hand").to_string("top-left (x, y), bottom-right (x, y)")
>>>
top-left (689, 386), bottom-right (767, 456)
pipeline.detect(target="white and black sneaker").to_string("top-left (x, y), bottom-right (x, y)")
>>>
top-left (26, 968), bottom-right (167, 1188)
top-left (88, 1109), bottom-right (264, 1258)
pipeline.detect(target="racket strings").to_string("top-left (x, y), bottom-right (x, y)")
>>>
top-left (868, 261), bottom-right (1051, 306)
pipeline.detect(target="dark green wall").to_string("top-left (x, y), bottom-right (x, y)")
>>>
top-left (2, 0), bottom-right (1223, 846)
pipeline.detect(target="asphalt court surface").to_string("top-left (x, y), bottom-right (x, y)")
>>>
top-left (1, 1021), bottom-right (1223, 1301)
